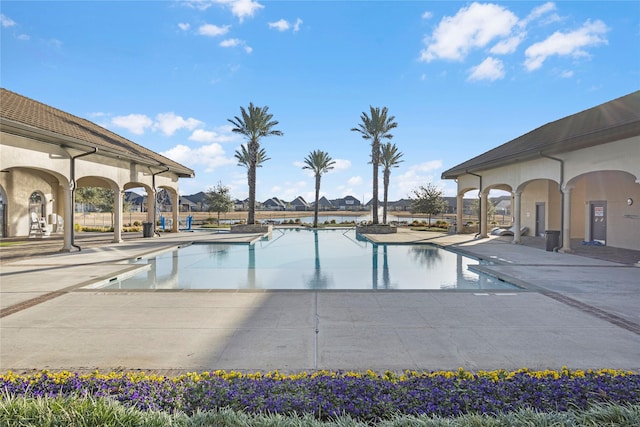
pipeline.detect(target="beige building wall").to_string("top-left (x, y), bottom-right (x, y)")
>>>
top-left (452, 137), bottom-right (639, 251)
top-left (1, 132), bottom-right (185, 240)
top-left (579, 171), bottom-right (640, 250)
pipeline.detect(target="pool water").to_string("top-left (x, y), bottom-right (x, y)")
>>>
top-left (95, 229), bottom-right (518, 291)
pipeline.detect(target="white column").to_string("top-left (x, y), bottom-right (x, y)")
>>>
top-left (560, 185), bottom-right (573, 253)
top-left (513, 190), bottom-right (522, 244)
top-left (113, 188), bottom-right (123, 243)
top-left (171, 191), bottom-right (179, 232)
top-left (479, 191), bottom-right (488, 238)
top-left (61, 183), bottom-right (73, 252)
top-left (456, 194), bottom-right (464, 233)
top-left (147, 188), bottom-right (156, 235)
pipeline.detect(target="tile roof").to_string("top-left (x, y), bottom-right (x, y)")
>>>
top-left (442, 91), bottom-right (640, 179)
top-left (0, 88), bottom-right (194, 177)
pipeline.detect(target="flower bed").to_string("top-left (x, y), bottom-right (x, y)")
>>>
top-left (1, 368), bottom-right (638, 422)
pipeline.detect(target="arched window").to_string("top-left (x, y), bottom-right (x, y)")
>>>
top-left (29, 191), bottom-right (44, 217)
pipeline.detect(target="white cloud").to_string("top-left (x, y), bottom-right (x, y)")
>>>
top-left (269, 18), bottom-right (303, 32)
top-left (347, 176), bottom-right (362, 186)
top-left (161, 143), bottom-right (234, 173)
top-left (189, 128), bottom-right (236, 143)
top-left (468, 57), bottom-right (505, 81)
top-left (182, 1), bottom-right (215, 11)
top-left (413, 160), bottom-right (443, 172)
top-left (489, 33), bottom-right (525, 55)
top-left (420, 2), bottom-right (518, 62)
top-left (178, 23), bottom-right (190, 31)
top-left (524, 19), bottom-right (608, 71)
top-left (17, 34), bottom-right (29, 41)
top-left (560, 70), bottom-right (574, 78)
top-left (421, 11), bottom-right (432, 20)
top-left (227, 0), bottom-right (264, 22)
top-left (111, 114), bottom-right (153, 135)
top-left (268, 19), bottom-right (290, 31)
top-left (154, 112), bottom-right (203, 136)
top-left (394, 161), bottom-right (443, 198)
top-left (220, 38), bottom-right (252, 53)
top-left (181, 0), bottom-right (263, 21)
top-left (521, 1), bottom-right (557, 27)
top-left (331, 159), bottom-right (351, 171)
top-left (1, 13), bottom-right (16, 27)
top-left (270, 181), bottom-right (306, 200)
top-left (198, 24), bottom-right (230, 37)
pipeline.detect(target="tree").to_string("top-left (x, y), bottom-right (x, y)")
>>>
top-left (234, 144), bottom-right (271, 169)
top-left (76, 187), bottom-right (116, 225)
top-left (228, 103), bottom-right (283, 224)
top-left (380, 142), bottom-right (404, 224)
top-left (302, 150), bottom-right (336, 228)
top-left (204, 182), bottom-right (234, 225)
top-left (410, 183), bottom-right (446, 226)
top-left (471, 197), bottom-right (496, 220)
top-left (351, 106), bottom-right (397, 225)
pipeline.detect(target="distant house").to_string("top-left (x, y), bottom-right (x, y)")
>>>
top-left (179, 196), bottom-right (197, 212)
top-left (124, 191), bottom-right (144, 212)
top-left (234, 198), bottom-right (249, 211)
top-left (182, 192), bottom-right (207, 211)
top-left (363, 199), bottom-right (382, 209)
top-left (492, 196), bottom-right (511, 217)
top-left (316, 196), bottom-right (335, 211)
top-left (263, 197), bottom-right (287, 210)
top-left (331, 195), bottom-right (361, 211)
top-left (290, 196), bottom-right (310, 211)
top-left (389, 198), bottom-right (413, 211)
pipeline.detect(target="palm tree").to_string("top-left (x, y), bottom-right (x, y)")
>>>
top-left (351, 106), bottom-right (397, 225)
top-left (302, 150), bottom-right (336, 228)
top-left (234, 144), bottom-right (270, 169)
top-left (380, 142), bottom-right (404, 224)
top-left (228, 103), bottom-right (283, 224)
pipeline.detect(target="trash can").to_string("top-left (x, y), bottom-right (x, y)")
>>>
top-left (142, 221), bottom-right (153, 238)
top-left (545, 230), bottom-right (560, 251)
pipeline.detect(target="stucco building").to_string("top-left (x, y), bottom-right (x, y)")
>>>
top-left (0, 88), bottom-right (194, 250)
top-left (442, 91), bottom-right (639, 255)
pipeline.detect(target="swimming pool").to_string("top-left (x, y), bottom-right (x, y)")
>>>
top-left (91, 229), bottom-right (518, 291)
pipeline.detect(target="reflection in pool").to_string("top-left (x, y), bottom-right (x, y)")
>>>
top-left (94, 229), bottom-right (518, 291)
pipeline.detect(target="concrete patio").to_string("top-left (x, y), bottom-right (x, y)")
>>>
top-left (1, 228), bottom-right (639, 374)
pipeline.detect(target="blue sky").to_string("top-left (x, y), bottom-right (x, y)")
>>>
top-left (2, 1), bottom-right (638, 202)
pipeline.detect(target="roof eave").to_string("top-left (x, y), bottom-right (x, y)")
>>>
top-left (1, 118), bottom-right (195, 178)
top-left (442, 120), bottom-right (640, 180)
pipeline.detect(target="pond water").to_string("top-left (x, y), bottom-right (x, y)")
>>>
top-left (90, 229), bottom-right (518, 291)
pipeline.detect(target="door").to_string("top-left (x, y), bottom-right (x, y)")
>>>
top-left (535, 203), bottom-right (545, 237)
top-left (590, 201), bottom-right (607, 244)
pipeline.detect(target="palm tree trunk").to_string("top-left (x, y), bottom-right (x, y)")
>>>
top-left (383, 169), bottom-right (389, 224)
top-left (372, 141), bottom-right (380, 224)
top-left (247, 141), bottom-right (257, 224)
top-left (314, 175), bottom-right (320, 228)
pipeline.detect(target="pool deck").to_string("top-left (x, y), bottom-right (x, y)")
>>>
top-left (1, 227), bottom-right (639, 374)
